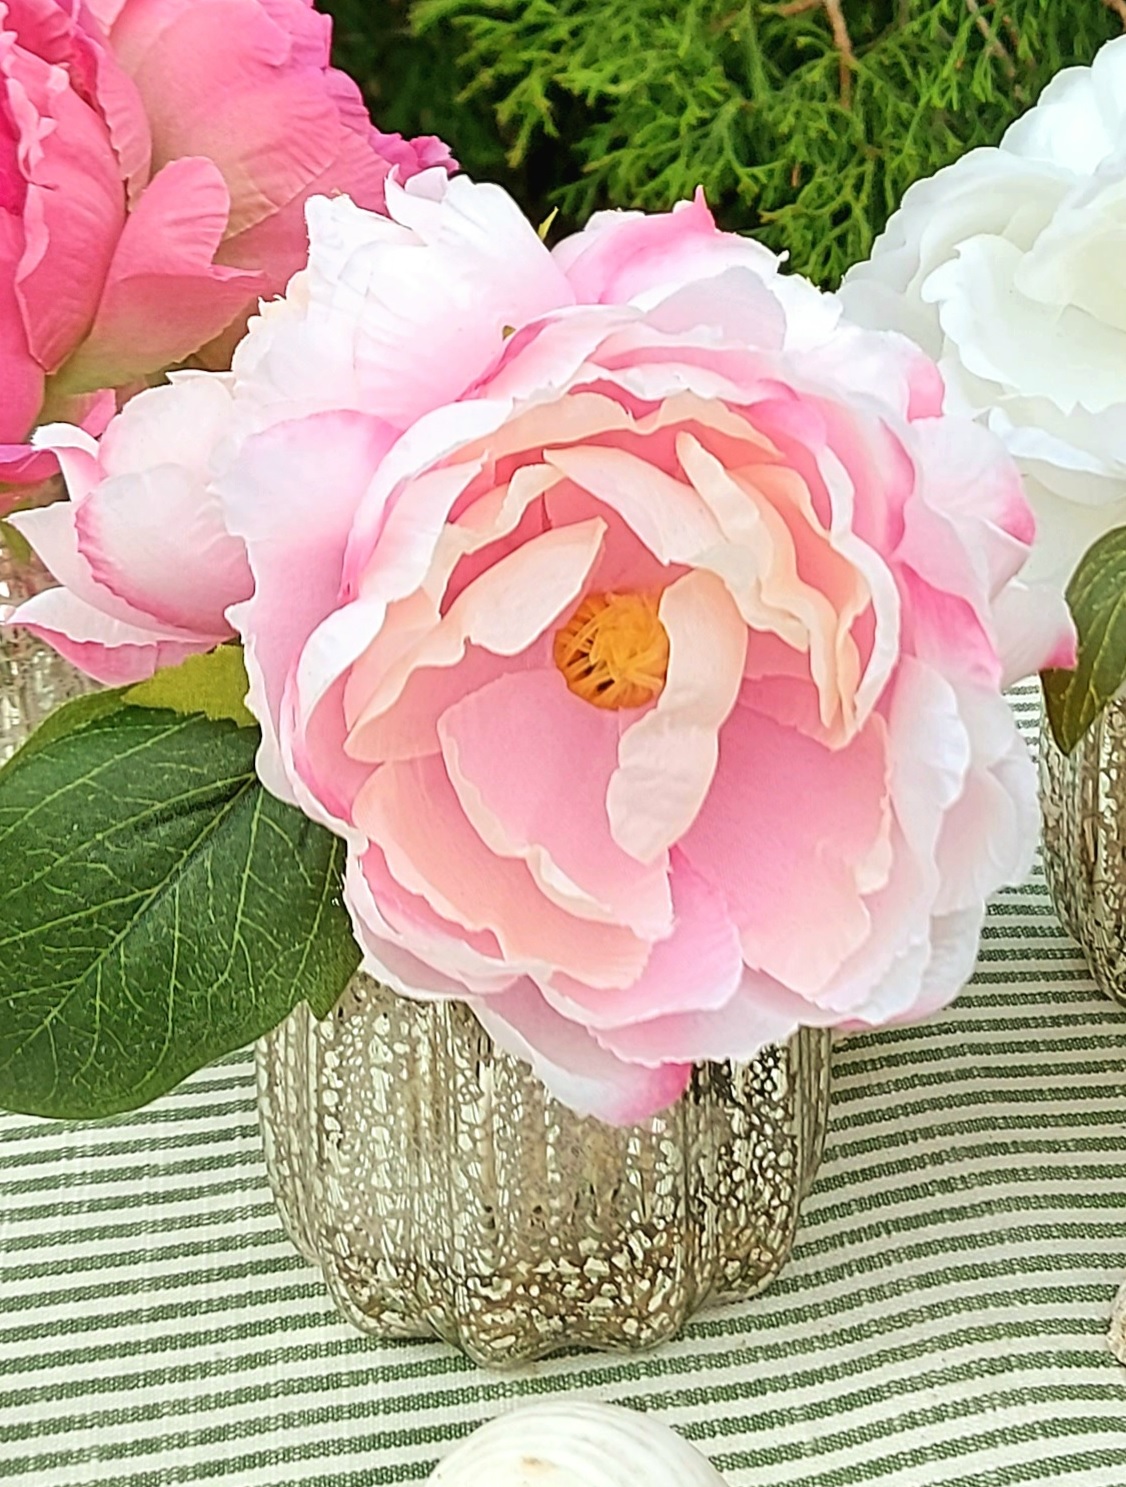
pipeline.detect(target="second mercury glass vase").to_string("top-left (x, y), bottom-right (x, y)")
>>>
top-left (257, 974), bottom-right (832, 1366)
top-left (1, 523), bottom-right (94, 764)
top-left (1039, 697), bottom-right (1126, 1006)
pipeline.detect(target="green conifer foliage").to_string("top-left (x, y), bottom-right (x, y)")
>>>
top-left (327, 1), bottom-right (1121, 285)
top-left (324, 1), bottom-right (531, 200)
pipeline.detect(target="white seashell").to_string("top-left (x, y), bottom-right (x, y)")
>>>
top-left (427, 1400), bottom-right (727, 1486)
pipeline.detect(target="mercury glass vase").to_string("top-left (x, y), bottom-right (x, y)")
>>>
top-left (1, 526), bottom-right (94, 764)
top-left (257, 974), bottom-right (832, 1366)
top-left (1040, 698), bottom-right (1126, 1006)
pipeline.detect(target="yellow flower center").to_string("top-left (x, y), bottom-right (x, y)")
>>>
top-left (553, 591), bottom-right (670, 710)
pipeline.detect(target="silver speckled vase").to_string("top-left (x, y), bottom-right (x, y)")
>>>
top-left (1, 526), bottom-right (94, 764)
top-left (257, 975), bottom-right (832, 1365)
top-left (1040, 698), bottom-right (1126, 1006)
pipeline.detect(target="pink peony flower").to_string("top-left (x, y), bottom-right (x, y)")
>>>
top-left (6, 374), bottom-right (250, 682)
top-left (10, 175), bottom-right (1077, 1122)
top-left (0, 0), bottom-right (451, 503)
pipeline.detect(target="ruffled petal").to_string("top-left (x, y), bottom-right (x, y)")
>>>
top-left (545, 857), bottom-right (738, 1030)
top-left (220, 407), bottom-right (398, 804)
top-left (438, 668), bottom-right (673, 937)
top-left (352, 753), bottom-right (651, 991)
top-left (5, 583), bottom-right (211, 684)
top-left (607, 569), bottom-right (747, 863)
top-left (61, 157), bottom-right (263, 390)
top-left (680, 700), bottom-right (891, 998)
top-left (473, 981), bottom-right (691, 1125)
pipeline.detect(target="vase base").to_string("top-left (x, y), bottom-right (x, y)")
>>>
top-left (257, 976), bottom-right (831, 1365)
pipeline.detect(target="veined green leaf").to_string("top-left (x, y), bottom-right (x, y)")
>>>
top-left (0, 705), bottom-right (358, 1118)
top-left (1043, 526), bottom-right (1126, 755)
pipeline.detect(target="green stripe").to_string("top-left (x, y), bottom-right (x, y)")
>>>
top-left (0, 1347), bottom-right (1113, 1444)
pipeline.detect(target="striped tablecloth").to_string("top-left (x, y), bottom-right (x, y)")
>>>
top-left (2, 686), bottom-right (1126, 1486)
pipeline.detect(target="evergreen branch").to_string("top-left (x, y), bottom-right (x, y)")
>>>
top-left (965, 0), bottom-right (1015, 79)
top-left (779, 0), bottom-right (856, 106)
top-left (332, 0), bottom-right (1122, 286)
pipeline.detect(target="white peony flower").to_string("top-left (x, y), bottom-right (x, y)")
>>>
top-left (841, 35), bottom-right (1126, 591)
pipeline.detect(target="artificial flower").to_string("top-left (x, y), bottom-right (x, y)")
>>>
top-left (0, 0), bottom-right (451, 500)
top-left (841, 35), bottom-right (1126, 591)
top-left (9, 175), bottom-right (1075, 1121)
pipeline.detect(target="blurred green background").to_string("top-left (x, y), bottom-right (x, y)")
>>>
top-left (326, 0), bottom-right (1120, 285)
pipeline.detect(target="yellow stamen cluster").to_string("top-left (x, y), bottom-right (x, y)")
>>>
top-left (554, 591), bottom-right (670, 710)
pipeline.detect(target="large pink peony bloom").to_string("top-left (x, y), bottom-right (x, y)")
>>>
top-left (0, 0), bottom-right (450, 498)
top-left (10, 175), bottom-right (1076, 1122)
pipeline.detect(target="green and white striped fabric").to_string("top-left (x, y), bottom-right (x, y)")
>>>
top-left (2, 686), bottom-right (1125, 1485)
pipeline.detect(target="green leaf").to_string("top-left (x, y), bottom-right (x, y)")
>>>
top-left (0, 705), bottom-right (358, 1118)
top-left (125, 645), bottom-right (255, 726)
top-left (1043, 525), bottom-right (1126, 755)
top-left (0, 519), bottom-right (33, 567)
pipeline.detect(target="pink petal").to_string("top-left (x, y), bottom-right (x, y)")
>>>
top-left (992, 579), bottom-right (1077, 686)
top-left (8, 38), bottom-right (125, 374)
top-left (74, 465), bottom-right (247, 634)
top-left (553, 191), bottom-right (778, 309)
top-left (908, 907), bottom-right (987, 1023)
top-left (62, 157), bottom-right (264, 390)
top-left (72, 378), bottom-right (249, 634)
top-left (809, 661), bottom-right (965, 1022)
top-left (107, 0), bottom-right (345, 236)
top-left (220, 408), bottom-right (398, 803)
top-left (13, 0), bottom-right (154, 197)
top-left (201, 102), bottom-right (442, 366)
top-left (836, 903), bottom-right (985, 1033)
top-left (86, 33), bottom-right (153, 199)
top-left (645, 267), bottom-right (787, 348)
top-left (6, 584), bottom-right (211, 684)
top-left (7, 488), bottom-right (205, 635)
top-left (346, 453), bottom-right (490, 611)
top-left (680, 702), bottom-right (892, 997)
top-left (901, 569), bottom-right (1001, 690)
top-left (897, 418), bottom-right (1034, 617)
top-left (346, 518), bottom-right (607, 753)
top-left (337, 642), bottom-right (516, 764)
top-left (593, 967), bottom-right (806, 1067)
top-left (30, 422), bottom-right (103, 504)
top-left (352, 753), bottom-right (651, 992)
top-left (0, 446), bottom-right (56, 506)
top-left (0, 206), bottom-right (43, 443)
top-left (367, 127), bottom-right (455, 181)
top-left (746, 660), bottom-right (985, 1028)
top-left (472, 981), bottom-right (692, 1125)
top-left (438, 668), bottom-right (674, 937)
top-left (740, 636), bottom-right (827, 742)
top-left (608, 569), bottom-right (747, 863)
top-left (347, 845), bottom-right (518, 998)
top-left (290, 178), bottom-right (575, 431)
top-left (94, 373), bottom-right (219, 474)
top-left (544, 442), bottom-right (720, 563)
top-left (933, 687), bottom-right (1037, 916)
top-left (545, 856), bottom-right (739, 1029)
top-left (673, 431), bottom-right (869, 731)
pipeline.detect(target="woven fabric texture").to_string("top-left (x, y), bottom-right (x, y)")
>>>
top-left (2, 686), bottom-right (1125, 1485)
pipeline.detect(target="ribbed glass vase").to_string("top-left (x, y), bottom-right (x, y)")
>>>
top-left (257, 974), bottom-right (832, 1365)
top-left (1, 526), bottom-right (94, 764)
top-left (1040, 699), bottom-right (1126, 1007)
